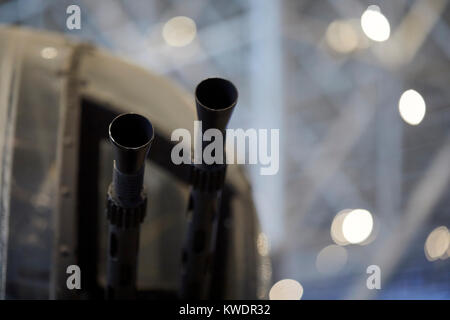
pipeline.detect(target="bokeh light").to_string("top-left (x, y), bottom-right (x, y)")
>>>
top-left (360, 5), bottom-right (390, 42)
top-left (315, 244), bottom-right (348, 275)
top-left (330, 209), bottom-right (352, 245)
top-left (269, 279), bottom-right (303, 300)
top-left (326, 20), bottom-right (359, 54)
top-left (40, 47), bottom-right (58, 59)
top-left (342, 209), bottom-right (373, 244)
top-left (398, 89), bottom-right (426, 125)
top-left (162, 16), bottom-right (197, 47)
top-left (425, 226), bottom-right (449, 261)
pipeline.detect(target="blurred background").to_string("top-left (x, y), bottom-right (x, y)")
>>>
top-left (0, 0), bottom-right (449, 299)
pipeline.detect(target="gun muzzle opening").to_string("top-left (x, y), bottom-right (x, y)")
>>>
top-left (195, 78), bottom-right (238, 111)
top-left (109, 113), bottom-right (154, 149)
top-left (109, 113), bottom-right (154, 174)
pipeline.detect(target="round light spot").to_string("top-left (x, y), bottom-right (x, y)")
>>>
top-left (361, 5), bottom-right (390, 42)
top-left (342, 209), bottom-right (373, 244)
top-left (162, 16), bottom-right (197, 47)
top-left (398, 89), bottom-right (426, 125)
top-left (315, 244), bottom-right (348, 275)
top-left (41, 47), bottom-right (58, 59)
top-left (331, 209), bottom-right (352, 245)
top-left (269, 279), bottom-right (303, 300)
top-left (326, 20), bottom-right (359, 54)
top-left (425, 226), bottom-right (449, 261)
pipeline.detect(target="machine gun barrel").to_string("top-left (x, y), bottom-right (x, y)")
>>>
top-left (106, 113), bottom-right (154, 299)
top-left (180, 78), bottom-right (238, 299)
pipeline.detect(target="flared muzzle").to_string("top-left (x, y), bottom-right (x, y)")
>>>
top-left (109, 113), bottom-right (154, 174)
top-left (195, 78), bottom-right (238, 136)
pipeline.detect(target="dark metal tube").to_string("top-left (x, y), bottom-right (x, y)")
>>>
top-left (195, 78), bottom-right (238, 137)
top-left (106, 113), bottom-right (154, 299)
top-left (180, 78), bottom-right (238, 299)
